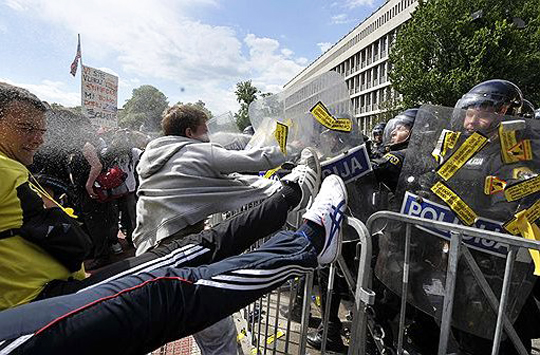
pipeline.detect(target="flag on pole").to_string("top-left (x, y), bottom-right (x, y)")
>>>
top-left (70, 35), bottom-right (81, 77)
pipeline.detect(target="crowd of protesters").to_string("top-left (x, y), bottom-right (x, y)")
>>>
top-left (29, 113), bottom-right (148, 270)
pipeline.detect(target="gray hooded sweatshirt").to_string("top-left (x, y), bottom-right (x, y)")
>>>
top-left (132, 135), bottom-right (285, 255)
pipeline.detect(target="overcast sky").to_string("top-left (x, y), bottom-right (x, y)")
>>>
top-left (1, 0), bottom-right (384, 115)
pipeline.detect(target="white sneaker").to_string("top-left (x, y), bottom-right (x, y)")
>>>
top-left (302, 175), bottom-right (347, 265)
top-left (281, 147), bottom-right (321, 212)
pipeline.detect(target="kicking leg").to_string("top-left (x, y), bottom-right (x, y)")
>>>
top-left (0, 175), bottom-right (345, 355)
top-left (78, 154), bottom-right (320, 291)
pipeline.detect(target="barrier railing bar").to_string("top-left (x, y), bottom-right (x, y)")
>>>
top-left (321, 262), bottom-right (337, 354)
top-left (273, 288), bottom-right (281, 354)
top-left (257, 297), bottom-right (264, 351)
top-left (366, 211), bottom-right (540, 250)
top-left (460, 246), bottom-right (528, 355)
top-left (283, 281), bottom-right (294, 354)
top-left (298, 272), bottom-right (314, 355)
top-left (263, 292), bottom-right (271, 354)
top-left (337, 255), bottom-right (357, 296)
top-left (397, 223), bottom-right (412, 354)
top-left (363, 211), bottom-right (537, 355)
top-left (250, 302), bottom-right (257, 348)
top-left (347, 216), bottom-right (374, 355)
top-left (491, 246), bottom-right (517, 355)
top-left (438, 231), bottom-right (463, 355)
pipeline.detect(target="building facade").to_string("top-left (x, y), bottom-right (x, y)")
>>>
top-left (284, 0), bottom-right (419, 134)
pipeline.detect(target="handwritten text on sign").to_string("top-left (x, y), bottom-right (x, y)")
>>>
top-left (81, 65), bottom-right (118, 128)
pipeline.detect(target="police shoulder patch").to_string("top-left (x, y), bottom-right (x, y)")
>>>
top-left (384, 153), bottom-right (401, 166)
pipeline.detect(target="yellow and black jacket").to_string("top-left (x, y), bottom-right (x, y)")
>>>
top-left (0, 153), bottom-right (87, 310)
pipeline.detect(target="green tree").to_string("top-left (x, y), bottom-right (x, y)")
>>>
top-left (175, 100), bottom-right (213, 118)
top-left (49, 103), bottom-right (83, 116)
top-left (234, 80), bottom-right (260, 130)
top-left (389, 0), bottom-right (540, 108)
top-left (118, 85), bottom-right (169, 131)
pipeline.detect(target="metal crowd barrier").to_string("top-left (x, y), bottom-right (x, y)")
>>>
top-left (217, 206), bottom-right (369, 354)
top-left (346, 211), bottom-right (540, 355)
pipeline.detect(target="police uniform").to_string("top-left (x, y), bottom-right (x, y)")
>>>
top-left (378, 118), bottom-right (540, 352)
top-left (372, 141), bottom-right (408, 193)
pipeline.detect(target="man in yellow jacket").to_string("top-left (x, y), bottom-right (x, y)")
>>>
top-left (0, 82), bottom-right (88, 310)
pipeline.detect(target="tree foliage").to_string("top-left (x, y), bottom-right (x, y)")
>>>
top-left (118, 85), bottom-right (169, 131)
top-left (175, 100), bottom-right (213, 119)
top-left (389, 0), bottom-right (540, 108)
top-left (234, 80), bottom-right (260, 130)
top-left (49, 103), bottom-right (82, 114)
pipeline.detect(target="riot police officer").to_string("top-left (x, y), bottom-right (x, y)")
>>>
top-left (382, 79), bottom-right (540, 354)
top-left (451, 80), bottom-right (540, 354)
top-left (305, 110), bottom-right (418, 353)
top-left (371, 122), bottom-right (386, 158)
top-left (372, 108), bottom-right (418, 193)
top-left (371, 80), bottom-right (540, 355)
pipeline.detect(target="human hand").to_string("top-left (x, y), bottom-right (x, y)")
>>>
top-left (86, 184), bottom-right (98, 199)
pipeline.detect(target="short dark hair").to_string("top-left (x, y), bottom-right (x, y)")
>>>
top-left (161, 105), bottom-right (208, 136)
top-left (0, 82), bottom-right (47, 119)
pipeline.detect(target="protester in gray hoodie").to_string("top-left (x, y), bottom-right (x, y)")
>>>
top-left (133, 105), bottom-right (286, 255)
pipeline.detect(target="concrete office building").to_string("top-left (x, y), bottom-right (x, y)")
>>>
top-left (284, 0), bottom-right (419, 134)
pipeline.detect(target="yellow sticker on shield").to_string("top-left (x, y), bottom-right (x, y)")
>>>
top-left (508, 140), bottom-right (533, 162)
top-left (274, 122), bottom-right (288, 155)
top-left (499, 125), bottom-right (519, 164)
top-left (309, 101), bottom-right (352, 132)
top-left (310, 101), bottom-right (336, 129)
top-left (513, 210), bottom-right (540, 276)
top-left (513, 167), bottom-right (534, 180)
top-left (484, 176), bottom-right (507, 195)
top-left (504, 174), bottom-right (540, 202)
top-left (436, 132), bottom-right (488, 181)
top-left (504, 198), bottom-right (540, 235)
top-left (332, 118), bottom-right (352, 132)
top-left (499, 120), bottom-right (530, 164)
top-left (444, 130), bottom-right (461, 151)
top-left (431, 181), bottom-right (478, 225)
top-left (432, 130), bottom-right (461, 164)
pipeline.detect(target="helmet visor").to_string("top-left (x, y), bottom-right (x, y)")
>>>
top-left (456, 93), bottom-right (511, 114)
top-left (383, 117), bottom-right (412, 146)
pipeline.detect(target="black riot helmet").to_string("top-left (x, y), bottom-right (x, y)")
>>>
top-left (372, 122), bottom-right (386, 136)
top-left (518, 99), bottom-right (535, 119)
top-left (455, 79), bottom-right (523, 116)
top-left (382, 108), bottom-right (418, 148)
top-left (453, 79), bottom-right (523, 135)
top-left (372, 122), bottom-right (386, 144)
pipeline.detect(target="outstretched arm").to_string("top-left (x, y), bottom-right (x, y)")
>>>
top-left (82, 142), bottom-right (102, 199)
top-left (211, 145), bottom-right (286, 174)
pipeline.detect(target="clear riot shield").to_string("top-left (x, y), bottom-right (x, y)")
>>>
top-left (207, 112), bottom-right (252, 150)
top-left (374, 104), bottom-right (540, 340)
top-left (246, 71), bottom-right (375, 225)
top-left (246, 71), bottom-right (364, 158)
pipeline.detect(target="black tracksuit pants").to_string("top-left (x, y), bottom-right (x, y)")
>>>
top-left (0, 191), bottom-right (321, 355)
